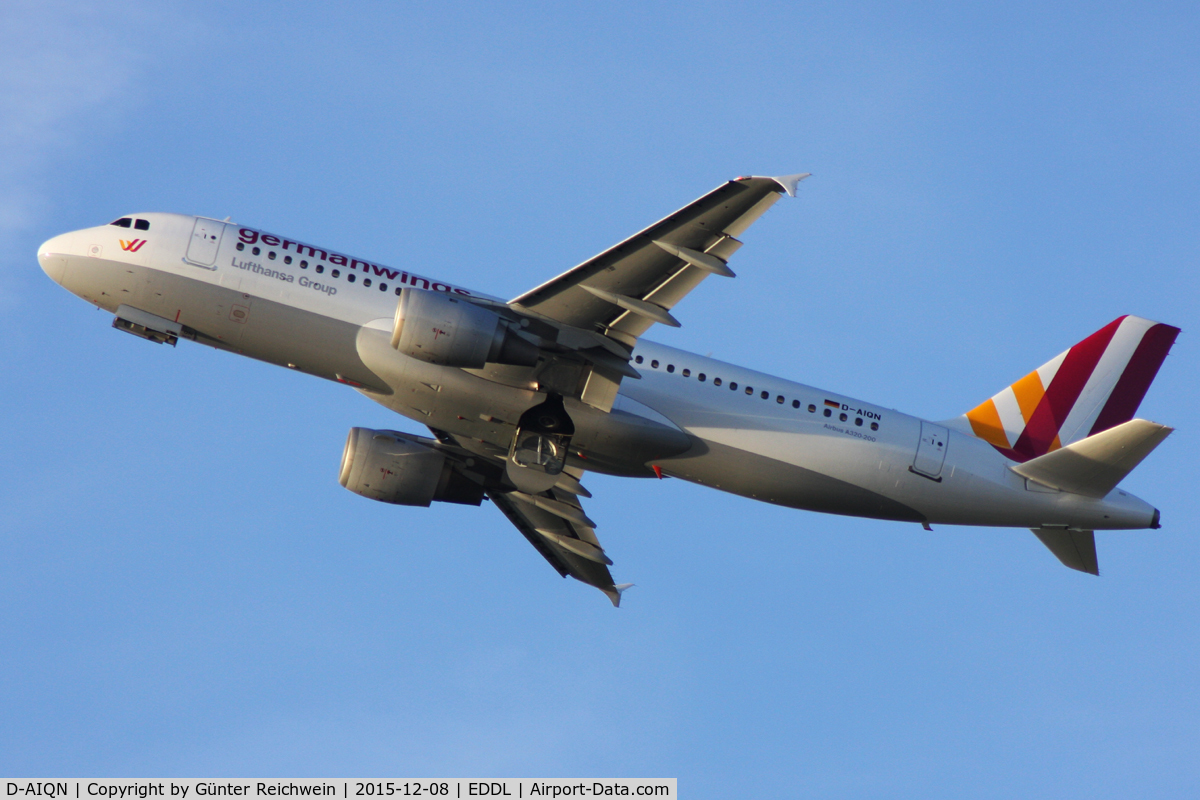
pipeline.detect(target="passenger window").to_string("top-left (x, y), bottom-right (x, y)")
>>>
top-left (667, 364), bottom-right (675, 373)
top-left (109, 218), bottom-right (133, 228)
top-left (134, 219), bottom-right (150, 231)
top-left (635, 355), bottom-right (644, 364)
top-left (698, 373), bottom-right (706, 382)
top-left (331, 269), bottom-right (340, 278)
top-left (316, 265), bottom-right (324, 273)
top-left (871, 422), bottom-right (879, 431)
top-left (651, 360), bottom-right (659, 368)
top-left (808, 404), bottom-right (816, 412)
top-left (236, 242), bottom-right (245, 251)
top-left (284, 255), bottom-right (292, 264)
top-left (252, 246), bottom-right (261, 255)
top-left (824, 408), bottom-right (832, 417)
top-left (268, 251), bottom-right (276, 260)
top-left (682, 369), bottom-right (690, 377)
top-left (300, 260), bottom-right (308, 268)
top-left (347, 273), bottom-right (355, 283)
top-left (395, 287), bottom-right (402, 295)
top-left (730, 382), bottom-right (738, 390)
top-left (855, 418), bottom-right (863, 426)
top-left (745, 386), bottom-right (753, 395)
top-left (776, 395), bottom-right (784, 404)
top-left (714, 378), bottom-right (722, 386)
top-left (793, 399), bottom-right (801, 408)
top-left (761, 391), bottom-right (769, 399)
top-left (839, 413), bottom-right (848, 422)
top-left (363, 278), bottom-right (371, 287)
top-left (379, 283), bottom-right (387, 291)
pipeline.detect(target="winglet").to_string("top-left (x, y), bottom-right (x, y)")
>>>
top-left (751, 173), bottom-right (811, 197)
top-left (603, 583), bottom-right (634, 607)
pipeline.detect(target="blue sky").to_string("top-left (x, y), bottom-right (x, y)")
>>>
top-left (2, 1), bottom-right (1198, 795)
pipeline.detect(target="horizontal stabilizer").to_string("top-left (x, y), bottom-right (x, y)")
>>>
top-left (1032, 528), bottom-right (1099, 575)
top-left (1011, 419), bottom-right (1172, 498)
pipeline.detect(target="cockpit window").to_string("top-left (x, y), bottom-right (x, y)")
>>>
top-left (109, 218), bottom-right (133, 228)
top-left (134, 219), bottom-right (150, 230)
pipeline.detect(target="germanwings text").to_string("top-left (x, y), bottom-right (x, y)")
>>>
top-left (237, 228), bottom-right (470, 296)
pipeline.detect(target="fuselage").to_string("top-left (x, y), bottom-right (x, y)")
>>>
top-left (38, 212), bottom-right (1158, 533)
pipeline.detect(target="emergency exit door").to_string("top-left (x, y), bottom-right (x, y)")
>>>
top-left (912, 421), bottom-right (949, 479)
top-left (185, 218), bottom-right (225, 267)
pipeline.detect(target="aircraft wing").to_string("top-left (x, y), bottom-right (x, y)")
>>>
top-left (425, 426), bottom-right (628, 604)
top-left (509, 174), bottom-right (808, 345)
top-left (487, 485), bottom-right (631, 606)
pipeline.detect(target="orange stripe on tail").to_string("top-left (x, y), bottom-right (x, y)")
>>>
top-left (1010, 370), bottom-right (1045, 423)
top-left (966, 399), bottom-right (1010, 450)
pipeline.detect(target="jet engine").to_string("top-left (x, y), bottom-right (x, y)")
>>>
top-left (338, 427), bottom-right (485, 506)
top-left (391, 288), bottom-right (539, 368)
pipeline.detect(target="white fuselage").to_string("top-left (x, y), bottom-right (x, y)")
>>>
top-left (38, 213), bottom-right (1158, 532)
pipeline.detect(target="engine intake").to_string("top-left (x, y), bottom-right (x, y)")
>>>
top-left (391, 288), bottom-right (539, 368)
top-left (339, 428), bottom-right (484, 506)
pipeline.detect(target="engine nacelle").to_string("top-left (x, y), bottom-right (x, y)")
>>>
top-left (338, 428), bottom-right (484, 506)
top-left (391, 288), bottom-right (539, 368)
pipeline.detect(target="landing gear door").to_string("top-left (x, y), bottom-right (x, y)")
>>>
top-left (185, 217), bottom-right (224, 268)
top-left (912, 421), bottom-right (949, 479)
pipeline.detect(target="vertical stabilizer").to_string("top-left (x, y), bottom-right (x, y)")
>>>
top-left (962, 316), bottom-right (1178, 462)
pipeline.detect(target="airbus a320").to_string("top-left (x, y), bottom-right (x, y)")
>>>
top-left (39, 175), bottom-right (1179, 604)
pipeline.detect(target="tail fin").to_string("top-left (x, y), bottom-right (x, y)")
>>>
top-left (962, 316), bottom-right (1179, 462)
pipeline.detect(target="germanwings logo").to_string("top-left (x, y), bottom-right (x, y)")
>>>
top-left (965, 316), bottom-right (1179, 462)
top-left (119, 239), bottom-right (147, 252)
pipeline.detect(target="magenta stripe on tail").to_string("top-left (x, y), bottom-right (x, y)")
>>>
top-left (1011, 317), bottom-right (1124, 460)
top-left (1088, 322), bottom-right (1180, 436)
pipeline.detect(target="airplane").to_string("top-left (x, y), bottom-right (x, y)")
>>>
top-left (37, 174), bottom-right (1180, 605)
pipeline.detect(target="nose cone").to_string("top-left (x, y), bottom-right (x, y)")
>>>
top-left (38, 233), bottom-right (71, 284)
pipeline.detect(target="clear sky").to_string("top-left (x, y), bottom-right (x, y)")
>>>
top-left (2, 1), bottom-right (1198, 796)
